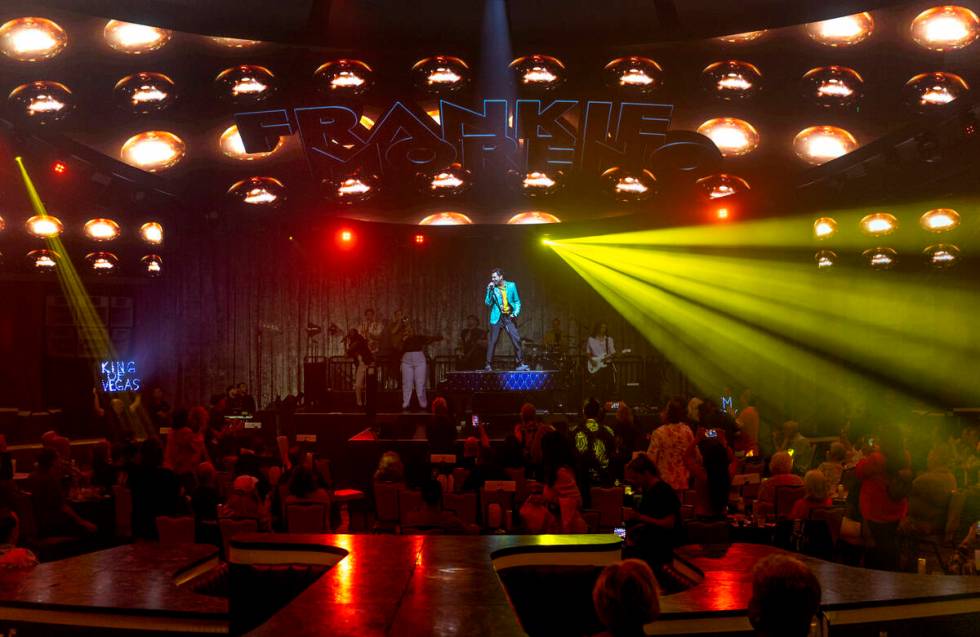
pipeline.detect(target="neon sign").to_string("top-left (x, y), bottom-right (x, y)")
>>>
top-left (100, 360), bottom-right (141, 393)
top-left (235, 98), bottom-right (721, 182)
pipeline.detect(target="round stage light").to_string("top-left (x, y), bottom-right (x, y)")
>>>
top-left (86, 252), bottom-right (118, 275)
top-left (521, 169), bottom-right (563, 196)
top-left (209, 36), bottom-right (261, 48)
top-left (27, 249), bottom-right (58, 272)
top-left (8, 81), bottom-right (73, 124)
top-left (805, 12), bottom-right (874, 46)
top-left (919, 208), bottom-right (960, 232)
top-left (419, 212), bottom-right (473, 226)
top-left (141, 254), bottom-right (163, 277)
top-left (697, 118), bottom-right (760, 157)
top-left (860, 212), bottom-right (898, 237)
top-left (104, 20), bottom-right (171, 54)
top-left (923, 243), bottom-right (960, 268)
top-left (214, 65), bottom-right (277, 102)
top-left (718, 30), bottom-right (767, 43)
top-left (701, 60), bottom-right (762, 99)
top-left (411, 56), bottom-right (470, 94)
top-left (114, 72), bottom-right (176, 114)
top-left (801, 66), bottom-right (864, 108)
top-left (510, 55), bottom-right (565, 90)
top-left (603, 56), bottom-right (664, 93)
top-left (507, 211), bottom-right (561, 225)
top-left (423, 163), bottom-right (471, 197)
top-left (813, 217), bottom-right (838, 239)
top-left (695, 173), bottom-right (750, 200)
top-left (793, 126), bottom-right (857, 164)
top-left (911, 6), bottom-right (979, 51)
top-left (0, 216), bottom-right (5, 232)
top-left (219, 124), bottom-right (282, 160)
top-left (903, 72), bottom-right (969, 111)
top-left (863, 247), bottom-right (897, 270)
top-left (815, 250), bottom-right (838, 269)
top-left (139, 222), bottom-right (163, 245)
top-left (83, 218), bottom-right (120, 242)
top-left (332, 175), bottom-right (377, 202)
top-left (26, 215), bottom-right (63, 238)
top-left (315, 59), bottom-right (373, 95)
top-left (601, 167), bottom-right (657, 201)
top-left (120, 131), bottom-right (185, 172)
top-left (0, 17), bottom-right (68, 61)
top-left (228, 176), bottom-right (285, 206)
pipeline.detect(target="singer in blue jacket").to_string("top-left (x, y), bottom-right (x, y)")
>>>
top-left (484, 268), bottom-right (529, 371)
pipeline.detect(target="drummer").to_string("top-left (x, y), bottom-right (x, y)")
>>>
top-left (542, 318), bottom-right (564, 353)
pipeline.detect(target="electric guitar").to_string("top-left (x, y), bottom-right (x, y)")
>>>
top-left (587, 348), bottom-right (632, 374)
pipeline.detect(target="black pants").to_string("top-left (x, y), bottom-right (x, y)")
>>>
top-left (486, 314), bottom-right (523, 366)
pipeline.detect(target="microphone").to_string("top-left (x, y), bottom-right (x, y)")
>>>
top-left (487, 281), bottom-right (494, 289)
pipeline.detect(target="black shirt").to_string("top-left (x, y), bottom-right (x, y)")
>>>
top-left (630, 479), bottom-right (681, 543)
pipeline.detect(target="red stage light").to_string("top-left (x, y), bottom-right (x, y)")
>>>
top-left (414, 233), bottom-right (425, 245)
top-left (716, 207), bottom-right (730, 220)
top-left (340, 230), bottom-right (353, 243)
top-left (52, 161), bottom-right (67, 174)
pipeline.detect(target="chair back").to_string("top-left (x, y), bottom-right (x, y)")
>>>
top-left (220, 517), bottom-right (258, 559)
top-left (398, 490), bottom-right (423, 526)
top-left (774, 485), bottom-right (806, 517)
top-left (443, 492), bottom-right (477, 526)
top-left (589, 487), bottom-right (624, 529)
top-left (112, 484), bottom-right (132, 539)
top-left (808, 506), bottom-right (844, 547)
top-left (286, 502), bottom-right (329, 533)
top-left (480, 488), bottom-right (515, 527)
top-left (742, 457), bottom-right (765, 475)
top-left (315, 459), bottom-right (332, 488)
top-left (156, 516), bottom-right (196, 545)
top-left (373, 481), bottom-right (405, 523)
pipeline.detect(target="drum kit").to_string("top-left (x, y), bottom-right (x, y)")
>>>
top-left (520, 337), bottom-right (576, 374)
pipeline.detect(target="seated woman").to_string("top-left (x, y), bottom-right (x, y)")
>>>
top-left (402, 479), bottom-right (465, 533)
top-left (521, 431), bottom-right (587, 533)
top-left (222, 474), bottom-right (271, 531)
top-left (591, 559), bottom-right (660, 637)
top-left (789, 470), bottom-right (832, 520)
top-left (757, 451), bottom-right (804, 507)
top-left (374, 451), bottom-right (405, 484)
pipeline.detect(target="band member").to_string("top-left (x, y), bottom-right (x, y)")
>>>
top-left (345, 328), bottom-right (375, 408)
top-left (542, 318), bottom-right (563, 353)
top-left (586, 322), bottom-right (616, 399)
top-left (484, 268), bottom-right (529, 372)
top-left (459, 314), bottom-right (487, 370)
top-left (358, 308), bottom-right (385, 353)
top-left (400, 322), bottom-right (441, 410)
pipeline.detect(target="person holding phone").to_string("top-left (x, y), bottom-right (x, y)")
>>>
top-left (622, 454), bottom-right (681, 567)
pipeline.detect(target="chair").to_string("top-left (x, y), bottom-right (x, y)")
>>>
top-left (331, 488), bottom-right (366, 532)
top-left (443, 492), bottom-right (477, 527)
top-left (742, 456), bottom-right (765, 475)
top-left (398, 490), bottom-right (423, 527)
top-left (480, 487), bottom-right (515, 529)
top-left (903, 490), bottom-right (967, 573)
top-left (112, 484), bottom-right (132, 539)
top-left (215, 472), bottom-right (234, 499)
top-left (286, 502), bottom-right (330, 533)
top-left (450, 468), bottom-right (470, 493)
top-left (589, 487), bottom-right (624, 530)
top-left (220, 517), bottom-right (258, 560)
top-left (156, 516), bottom-right (196, 545)
top-left (373, 481), bottom-right (405, 530)
top-left (774, 485), bottom-right (806, 518)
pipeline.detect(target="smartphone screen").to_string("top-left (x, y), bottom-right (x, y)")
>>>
top-left (471, 414), bottom-right (480, 429)
top-left (706, 429), bottom-right (718, 438)
top-left (613, 527), bottom-right (626, 540)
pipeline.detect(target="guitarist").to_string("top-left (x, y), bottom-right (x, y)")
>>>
top-left (484, 268), bottom-right (530, 371)
top-left (459, 314), bottom-right (487, 370)
top-left (586, 322), bottom-right (617, 399)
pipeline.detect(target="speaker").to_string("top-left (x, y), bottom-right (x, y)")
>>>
top-left (303, 361), bottom-right (327, 408)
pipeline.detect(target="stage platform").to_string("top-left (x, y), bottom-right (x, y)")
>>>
top-left (444, 369), bottom-right (561, 392)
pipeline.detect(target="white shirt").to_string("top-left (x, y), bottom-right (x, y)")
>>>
top-left (586, 335), bottom-right (615, 359)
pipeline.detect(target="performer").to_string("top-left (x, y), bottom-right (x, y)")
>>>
top-left (358, 308), bottom-right (385, 354)
top-left (484, 268), bottom-right (529, 372)
top-left (400, 322), bottom-right (441, 411)
top-left (458, 314), bottom-right (487, 370)
top-left (586, 322), bottom-right (616, 399)
top-left (345, 328), bottom-right (375, 408)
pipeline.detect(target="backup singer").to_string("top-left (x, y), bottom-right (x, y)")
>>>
top-left (484, 268), bottom-right (529, 372)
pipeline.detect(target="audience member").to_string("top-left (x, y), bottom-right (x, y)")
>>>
top-left (697, 400), bottom-right (736, 443)
top-left (776, 421), bottom-right (813, 476)
top-left (165, 406), bottom-right (209, 488)
top-left (906, 445), bottom-right (957, 535)
top-left (128, 438), bottom-right (183, 540)
top-left (855, 424), bottom-right (911, 570)
top-left (375, 451), bottom-right (406, 484)
top-left (191, 462), bottom-right (220, 523)
top-left (591, 559), bottom-right (660, 637)
top-left (573, 399), bottom-right (617, 486)
top-left (25, 448), bottom-right (97, 539)
top-left (647, 399), bottom-right (694, 492)
top-left (734, 389), bottom-right (760, 455)
top-left (0, 510), bottom-right (37, 570)
top-left (402, 478), bottom-right (465, 533)
top-left (747, 554), bottom-right (822, 637)
top-left (757, 452), bottom-right (805, 507)
top-left (686, 436), bottom-right (733, 520)
top-left (540, 430), bottom-right (587, 532)
top-left (224, 474), bottom-right (271, 530)
top-left (514, 402), bottom-right (554, 477)
top-left (789, 470), bottom-right (832, 520)
top-left (817, 442), bottom-right (847, 489)
top-left (425, 398), bottom-right (458, 455)
top-left (622, 455), bottom-right (680, 566)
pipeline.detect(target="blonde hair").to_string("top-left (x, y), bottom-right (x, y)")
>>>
top-left (770, 451), bottom-right (794, 475)
top-left (803, 470), bottom-right (829, 500)
top-left (592, 559), bottom-right (660, 632)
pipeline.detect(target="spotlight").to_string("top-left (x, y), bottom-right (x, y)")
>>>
top-left (418, 212), bottom-right (473, 226)
top-left (84, 218), bottom-right (120, 241)
top-left (718, 30), bottom-right (766, 43)
top-left (329, 172), bottom-right (379, 203)
top-left (695, 173), bottom-right (750, 200)
top-left (411, 56), bottom-right (470, 94)
top-left (603, 56), bottom-right (664, 93)
top-left (801, 66), bottom-right (864, 108)
top-left (813, 217), bottom-right (838, 239)
top-left (27, 249), bottom-right (58, 271)
top-left (114, 72), bottom-right (176, 114)
top-left (911, 6), bottom-right (979, 51)
top-left (0, 216), bottom-right (4, 232)
top-left (863, 247), bottom-right (897, 270)
top-left (219, 124), bottom-right (282, 160)
top-left (815, 250), bottom-right (837, 269)
top-left (520, 170), bottom-right (562, 196)
top-left (923, 243), bottom-right (960, 268)
top-left (715, 207), bottom-right (731, 220)
top-left (314, 59), bottom-right (373, 95)
top-left (920, 208), bottom-right (960, 232)
top-left (214, 65), bottom-right (277, 102)
top-left (793, 126), bottom-right (857, 164)
top-left (52, 160), bottom-right (67, 175)
top-left (120, 131), bottom-right (185, 172)
top-left (26, 215), bottom-right (63, 238)
top-left (805, 13), bottom-right (874, 47)
top-left (860, 212), bottom-right (898, 237)
top-left (904, 72), bottom-right (969, 111)
top-left (601, 167), bottom-right (657, 201)
top-left (8, 81), bottom-right (73, 124)
top-left (422, 163), bottom-right (471, 197)
top-left (510, 55), bottom-right (565, 90)
top-left (140, 222), bottom-right (163, 245)
top-left (507, 212), bottom-right (561, 225)
top-left (541, 237), bottom-right (555, 246)
top-left (0, 17), bottom-right (68, 61)
top-left (701, 60), bottom-right (762, 99)
top-left (414, 233), bottom-right (426, 245)
top-left (697, 118), bottom-right (760, 157)
top-left (141, 254), bottom-right (163, 276)
top-left (209, 36), bottom-right (261, 48)
top-left (339, 229), bottom-right (353, 243)
top-left (86, 251), bottom-right (118, 275)
top-left (228, 176), bottom-right (285, 206)
top-left (103, 20), bottom-right (171, 54)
